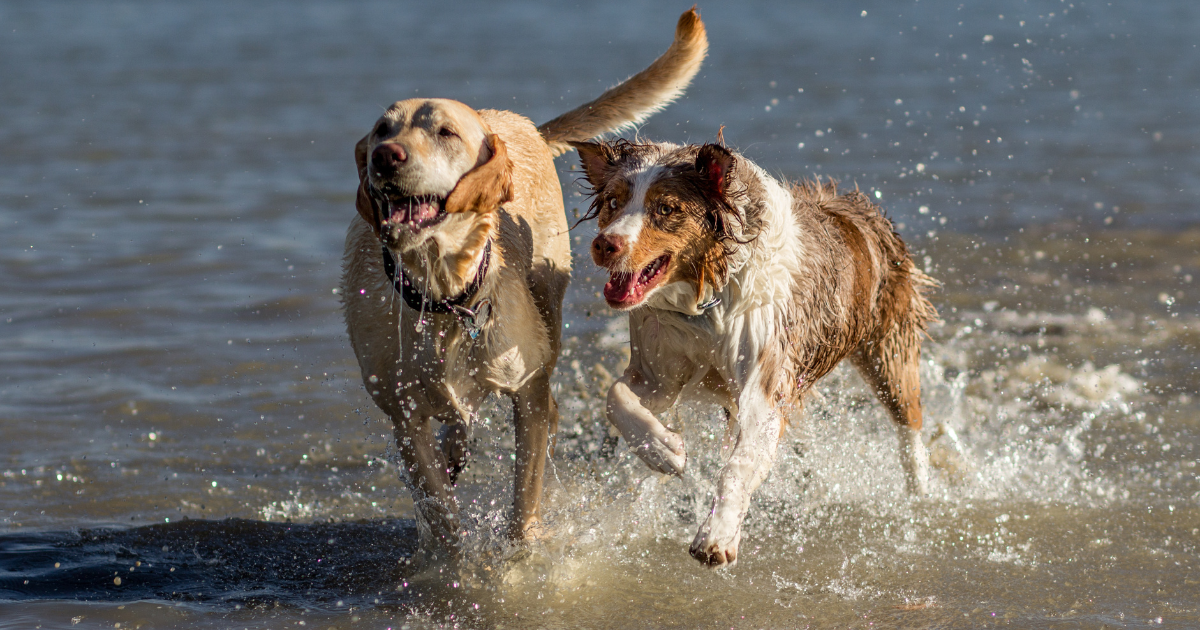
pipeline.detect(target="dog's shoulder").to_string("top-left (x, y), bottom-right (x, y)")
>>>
top-left (478, 109), bottom-right (555, 168)
top-left (478, 109), bottom-right (569, 267)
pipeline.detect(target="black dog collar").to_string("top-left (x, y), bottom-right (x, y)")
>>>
top-left (380, 241), bottom-right (493, 339)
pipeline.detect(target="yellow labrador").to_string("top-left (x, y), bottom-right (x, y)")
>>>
top-left (340, 8), bottom-right (707, 561)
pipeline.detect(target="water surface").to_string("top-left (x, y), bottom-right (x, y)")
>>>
top-left (1, 1), bottom-right (1197, 627)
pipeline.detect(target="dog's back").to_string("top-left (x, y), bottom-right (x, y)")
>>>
top-left (777, 181), bottom-right (939, 404)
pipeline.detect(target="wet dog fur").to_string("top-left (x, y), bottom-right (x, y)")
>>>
top-left (340, 9), bottom-right (707, 561)
top-left (572, 137), bottom-right (939, 566)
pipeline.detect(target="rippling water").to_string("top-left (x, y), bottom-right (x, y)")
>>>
top-left (1, 1), bottom-right (1197, 628)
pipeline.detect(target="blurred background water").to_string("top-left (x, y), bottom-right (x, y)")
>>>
top-left (0, 1), bottom-right (1197, 628)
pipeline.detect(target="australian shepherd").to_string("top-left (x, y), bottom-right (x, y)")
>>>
top-left (572, 138), bottom-right (939, 566)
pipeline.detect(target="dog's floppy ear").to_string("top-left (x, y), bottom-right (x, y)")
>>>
top-left (695, 143), bottom-right (735, 199)
top-left (444, 134), bottom-right (514, 214)
top-left (569, 140), bottom-right (620, 188)
top-left (354, 132), bottom-right (384, 236)
top-left (695, 143), bottom-right (742, 247)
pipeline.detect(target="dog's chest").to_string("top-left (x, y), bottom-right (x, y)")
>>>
top-left (639, 305), bottom-right (790, 388)
top-left (636, 310), bottom-right (721, 368)
top-left (478, 344), bottom-right (536, 393)
top-left (402, 326), bottom-right (480, 406)
top-left (404, 318), bottom-right (539, 408)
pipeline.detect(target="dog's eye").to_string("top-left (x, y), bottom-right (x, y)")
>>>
top-left (438, 127), bottom-right (457, 139)
top-left (607, 198), bottom-right (619, 210)
top-left (374, 123), bottom-right (388, 137)
top-left (657, 204), bottom-right (676, 217)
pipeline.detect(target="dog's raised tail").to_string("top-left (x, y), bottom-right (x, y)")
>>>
top-left (538, 7), bottom-right (708, 156)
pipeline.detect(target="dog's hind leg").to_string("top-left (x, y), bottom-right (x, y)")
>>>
top-left (391, 415), bottom-right (461, 559)
top-left (851, 324), bottom-right (930, 496)
top-left (509, 371), bottom-right (557, 541)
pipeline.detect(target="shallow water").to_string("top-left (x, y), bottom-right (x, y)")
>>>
top-left (1, 0), bottom-right (1198, 628)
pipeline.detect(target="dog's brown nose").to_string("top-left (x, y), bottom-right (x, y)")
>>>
top-left (591, 233), bottom-right (627, 266)
top-left (371, 143), bottom-right (408, 176)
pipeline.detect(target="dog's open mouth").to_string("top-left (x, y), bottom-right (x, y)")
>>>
top-left (604, 255), bottom-right (670, 309)
top-left (374, 185), bottom-right (447, 231)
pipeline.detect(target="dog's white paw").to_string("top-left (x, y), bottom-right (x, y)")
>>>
top-left (689, 516), bottom-right (741, 567)
top-left (628, 425), bottom-right (687, 476)
top-left (899, 426), bottom-right (931, 496)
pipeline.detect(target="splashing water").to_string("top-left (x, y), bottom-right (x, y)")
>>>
top-left (334, 304), bottom-right (1165, 628)
top-left (3, 0), bottom-right (1199, 627)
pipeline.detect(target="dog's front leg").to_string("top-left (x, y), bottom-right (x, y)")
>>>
top-left (607, 368), bottom-right (688, 476)
top-left (392, 416), bottom-right (460, 558)
top-left (510, 371), bottom-right (557, 540)
top-left (438, 421), bottom-right (471, 484)
top-left (690, 387), bottom-right (781, 567)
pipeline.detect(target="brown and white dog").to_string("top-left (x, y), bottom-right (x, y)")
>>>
top-left (340, 10), bottom-right (707, 561)
top-left (572, 138), bottom-right (939, 566)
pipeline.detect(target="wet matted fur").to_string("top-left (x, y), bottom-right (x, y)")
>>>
top-left (572, 138), bottom-right (939, 566)
top-left (341, 9), bottom-right (707, 562)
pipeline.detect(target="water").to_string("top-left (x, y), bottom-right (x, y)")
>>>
top-left (1, 0), bottom-right (1197, 627)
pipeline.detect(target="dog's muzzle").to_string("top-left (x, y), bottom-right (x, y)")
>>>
top-left (370, 184), bottom-right (448, 231)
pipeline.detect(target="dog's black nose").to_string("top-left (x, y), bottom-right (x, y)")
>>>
top-left (371, 143), bottom-right (408, 176)
top-left (591, 234), bottom-right (627, 266)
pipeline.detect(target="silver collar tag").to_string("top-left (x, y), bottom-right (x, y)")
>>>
top-left (450, 299), bottom-right (491, 340)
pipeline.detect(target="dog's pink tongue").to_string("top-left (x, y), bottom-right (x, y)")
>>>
top-left (410, 200), bottom-right (439, 224)
top-left (392, 199), bottom-right (440, 225)
top-left (603, 271), bottom-right (640, 304)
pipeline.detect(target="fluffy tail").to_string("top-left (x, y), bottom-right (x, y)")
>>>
top-left (538, 7), bottom-right (708, 156)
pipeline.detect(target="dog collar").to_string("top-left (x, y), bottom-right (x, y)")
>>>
top-left (380, 241), bottom-right (493, 339)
